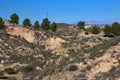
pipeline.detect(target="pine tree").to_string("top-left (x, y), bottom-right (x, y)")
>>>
top-left (0, 17), bottom-right (5, 29)
top-left (34, 21), bottom-right (40, 30)
top-left (91, 26), bottom-right (100, 34)
top-left (103, 25), bottom-right (111, 35)
top-left (41, 18), bottom-right (50, 30)
top-left (77, 21), bottom-right (85, 29)
top-left (23, 18), bottom-right (31, 27)
top-left (10, 13), bottom-right (19, 25)
top-left (50, 22), bottom-right (57, 32)
top-left (111, 22), bottom-right (120, 35)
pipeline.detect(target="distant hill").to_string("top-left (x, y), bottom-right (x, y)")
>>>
top-left (91, 24), bottom-right (112, 27)
top-left (56, 23), bottom-right (72, 31)
top-left (57, 23), bottom-right (71, 27)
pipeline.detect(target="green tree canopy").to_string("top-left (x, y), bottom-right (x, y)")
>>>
top-left (91, 26), bottom-right (100, 34)
top-left (34, 21), bottom-right (40, 30)
top-left (50, 22), bottom-right (57, 32)
top-left (77, 21), bottom-right (85, 29)
top-left (23, 18), bottom-right (31, 27)
top-left (103, 25), bottom-right (112, 35)
top-left (0, 17), bottom-right (5, 29)
top-left (10, 13), bottom-right (19, 25)
top-left (41, 18), bottom-right (50, 30)
top-left (112, 22), bottom-right (119, 27)
top-left (111, 22), bottom-right (120, 35)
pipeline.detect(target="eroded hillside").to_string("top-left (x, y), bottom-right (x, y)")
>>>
top-left (0, 26), bottom-right (120, 80)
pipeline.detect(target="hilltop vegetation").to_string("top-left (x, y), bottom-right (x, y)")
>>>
top-left (0, 17), bottom-right (6, 29)
top-left (0, 13), bottom-right (120, 80)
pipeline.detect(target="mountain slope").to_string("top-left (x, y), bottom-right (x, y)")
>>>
top-left (0, 25), bottom-right (120, 79)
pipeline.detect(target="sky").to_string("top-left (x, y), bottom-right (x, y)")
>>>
top-left (0, 0), bottom-right (120, 25)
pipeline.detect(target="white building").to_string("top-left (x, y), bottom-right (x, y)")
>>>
top-left (84, 24), bottom-right (92, 29)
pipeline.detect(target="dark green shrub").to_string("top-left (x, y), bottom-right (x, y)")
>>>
top-left (103, 33), bottom-right (115, 37)
top-left (50, 22), bottom-right (57, 32)
top-left (109, 66), bottom-right (117, 73)
top-left (118, 59), bottom-right (120, 63)
top-left (77, 21), bottom-right (85, 29)
top-left (68, 64), bottom-right (78, 71)
top-left (0, 71), bottom-right (3, 76)
top-left (8, 77), bottom-right (17, 80)
top-left (111, 22), bottom-right (120, 35)
top-left (21, 65), bottom-right (35, 73)
top-left (43, 50), bottom-right (52, 60)
top-left (103, 25), bottom-right (112, 36)
top-left (91, 26), bottom-right (100, 34)
top-left (85, 31), bottom-right (89, 35)
top-left (103, 22), bottom-right (120, 36)
top-left (4, 68), bottom-right (17, 74)
top-left (86, 65), bottom-right (92, 71)
top-left (0, 76), bottom-right (8, 79)
top-left (0, 17), bottom-right (6, 29)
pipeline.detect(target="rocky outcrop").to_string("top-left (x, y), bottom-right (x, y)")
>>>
top-left (86, 43), bottom-right (120, 79)
top-left (44, 37), bottom-right (69, 56)
top-left (0, 25), bottom-right (120, 80)
top-left (5, 26), bottom-right (37, 42)
top-left (45, 37), bottom-right (65, 50)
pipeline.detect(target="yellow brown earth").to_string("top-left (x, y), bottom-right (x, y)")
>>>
top-left (0, 24), bottom-right (120, 80)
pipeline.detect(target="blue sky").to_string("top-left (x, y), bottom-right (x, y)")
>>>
top-left (0, 0), bottom-right (120, 24)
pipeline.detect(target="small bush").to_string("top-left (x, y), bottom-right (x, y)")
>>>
top-left (86, 65), bottom-right (92, 71)
top-left (118, 59), bottom-right (120, 63)
top-left (91, 26), bottom-right (100, 34)
top-left (0, 71), bottom-right (3, 76)
top-left (68, 64), bottom-right (78, 71)
top-left (4, 68), bottom-right (17, 74)
top-left (8, 77), bottom-right (17, 80)
top-left (0, 17), bottom-right (6, 29)
top-left (43, 50), bottom-right (52, 60)
top-left (85, 31), bottom-right (89, 35)
top-left (0, 76), bottom-right (8, 79)
top-left (109, 66), bottom-right (117, 73)
top-left (21, 65), bottom-right (35, 73)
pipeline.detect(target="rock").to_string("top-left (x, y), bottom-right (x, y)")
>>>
top-left (86, 42), bottom-right (120, 79)
top-left (45, 37), bottom-right (65, 50)
top-left (5, 26), bottom-right (36, 42)
top-left (1, 60), bottom-right (5, 64)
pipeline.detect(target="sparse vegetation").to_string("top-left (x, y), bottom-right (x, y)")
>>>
top-left (1, 13), bottom-right (120, 80)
